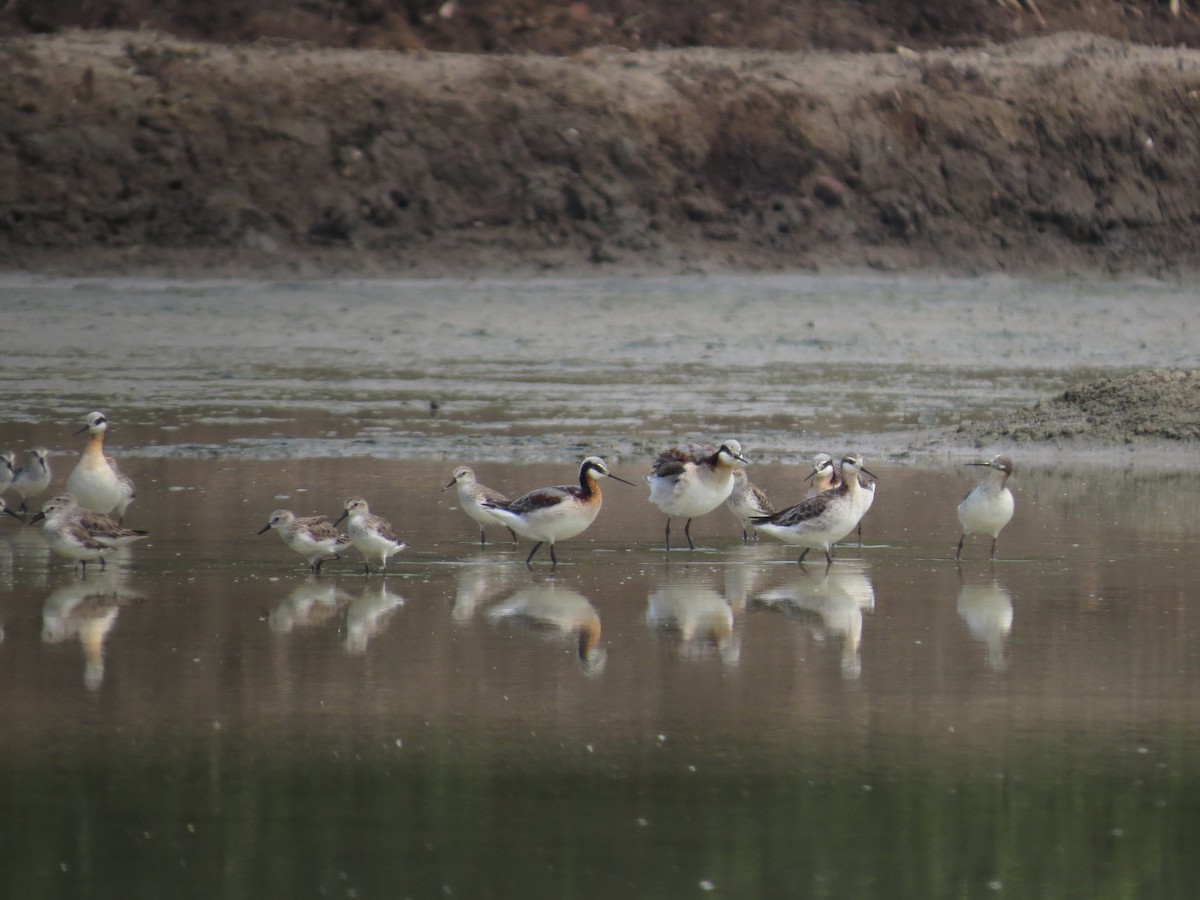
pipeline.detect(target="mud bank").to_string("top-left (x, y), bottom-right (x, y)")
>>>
top-left (5, 30), bottom-right (1200, 278)
top-left (934, 369), bottom-right (1200, 456)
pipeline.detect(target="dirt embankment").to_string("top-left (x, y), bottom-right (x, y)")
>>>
top-left (6, 18), bottom-right (1200, 278)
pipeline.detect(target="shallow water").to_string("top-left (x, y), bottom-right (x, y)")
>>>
top-left (1, 274), bottom-right (1199, 898)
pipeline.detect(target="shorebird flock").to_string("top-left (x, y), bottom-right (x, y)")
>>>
top-left (1, 412), bottom-right (1017, 574)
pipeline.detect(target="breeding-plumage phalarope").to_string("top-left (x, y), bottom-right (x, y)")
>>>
top-left (0, 450), bottom-right (14, 496)
top-left (725, 468), bottom-right (775, 541)
top-left (30, 494), bottom-right (149, 548)
top-left (66, 412), bottom-right (125, 515)
top-left (806, 452), bottom-right (874, 545)
top-left (11, 447), bottom-right (51, 513)
top-left (483, 456), bottom-right (633, 567)
top-left (753, 453), bottom-right (877, 566)
top-left (258, 509), bottom-right (351, 573)
top-left (443, 466), bottom-right (517, 545)
top-left (955, 455), bottom-right (1015, 561)
top-left (106, 456), bottom-right (136, 524)
top-left (332, 497), bottom-right (408, 575)
top-left (645, 440), bottom-right (750, 550)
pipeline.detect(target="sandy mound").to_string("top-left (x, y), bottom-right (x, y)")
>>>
top-left (953, 369), bottom-right (1200, 447)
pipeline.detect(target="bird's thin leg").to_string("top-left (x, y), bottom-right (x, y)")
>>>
top-left (990, 537), bottom-right (998, 560)
top-left (684, 518), bottom-right (695, 550)
top-left (857, 523), bottom-right (863, 548)
top-left (797, 548), bottom-right (810, 565)
top-left (955, 534), bottom-right (965, 561)
top-left (663, 519), bottom-right (671, 551)
top-left (525, 542), bottom-right (542, 567)
top-left (479, 527), bottom-right (486, 546)
top-left (549, 544), bottom-right (558, 566)
top-left (507, 527), bottom-right (518, 543)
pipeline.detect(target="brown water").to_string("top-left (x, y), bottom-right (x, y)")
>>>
top-left (1, 275), bottom-right (1199, 898)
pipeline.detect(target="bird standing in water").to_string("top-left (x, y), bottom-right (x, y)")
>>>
top-left (484, 456), bottom-right (633, 567)
top-left (955, 455), bottom-right (1015, 561)
top-left (646, 440), bottom-right (750, 550)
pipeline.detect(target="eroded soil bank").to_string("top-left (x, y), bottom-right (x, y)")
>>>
top-left (5, 29), bottom-right (1200, 278)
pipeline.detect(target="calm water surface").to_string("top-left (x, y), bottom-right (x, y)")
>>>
top-left (1, 274), bottom-right (1198, 898)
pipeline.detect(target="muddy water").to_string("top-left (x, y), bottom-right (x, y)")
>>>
top-left (1, 275), bottom-right (1199, 898)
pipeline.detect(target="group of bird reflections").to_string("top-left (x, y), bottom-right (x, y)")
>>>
top-left (3, 416), bottom-right (1017, 574)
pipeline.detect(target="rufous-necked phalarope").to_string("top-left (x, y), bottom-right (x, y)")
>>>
top-left (753, 452), bottom-right (877, 566)
top-left (11, 447), bottom-right (51, 513)
top-left (333, 497), bottom-right (409, 575)
top-left (646, 440), bottom-right (750, 550)
top-left (0, 450), bottom-right (14, 496)
top-left (955, 455), bottom-right (1015, 561)
top-left (725, 468), bottom-right (775, 541)
top-left (443, 466), bottom-right (518, 545)
top-left (483, 456), bottom-right (633, 567)
top-left (258, 509), bottom-right (352, 574)
top-left (30, 494), bottom-right (149, 548)
top-left (66, 412), bottom-right (126, 515)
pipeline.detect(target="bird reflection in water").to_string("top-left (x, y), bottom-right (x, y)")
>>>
top-left (486, 585), bottom-right (606, 674)
top-left (646, 575), bottom-right (740, 665)
top-left (451, 561), bottom-right (514, 624)
top-left (268, 578), bottom-right (351, 634)
top-left (754, 560), bottom-right (875, 678)
top-left (344, 582), bottom-right (406, 655)
top-left (956, 579), bottom-right (1013, 673)
top-left (41, 570), bottom-right (141, 691)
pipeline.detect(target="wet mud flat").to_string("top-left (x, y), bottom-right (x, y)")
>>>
top-left (1, 273), bottom-right (1198, 467)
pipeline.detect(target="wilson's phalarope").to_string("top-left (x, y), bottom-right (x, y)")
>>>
top-left (483, 456), bottom-right (633, 567)
top-left (443, 466), bottom-right (517, 544)
top-left (955, 455), bottom-right (1015, 560)
top-left (753, 453), bottom-right (877, 566)
top-left (0, 451), bottom-right (14, 496)
top-left (646, 440), bottom-right (750, 550)
top-left (66, 412), bottom-right (125, 515)
top-left (258, 509), bottom-right (351, 574)
top-left (106, 457), bottom-right (136, 524)
top-left (725, 468), bottom-right (775, 541)
top-left (11, 447), bottom-right (51, 513)
top-left (803, 453), bottom-right (836, 499)
top-left (332, 497), bottom-right (408, 575)
top-left (30, 494), bottom-right (149, 548)
top-left (806, 452), bottom-right (874, 545)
